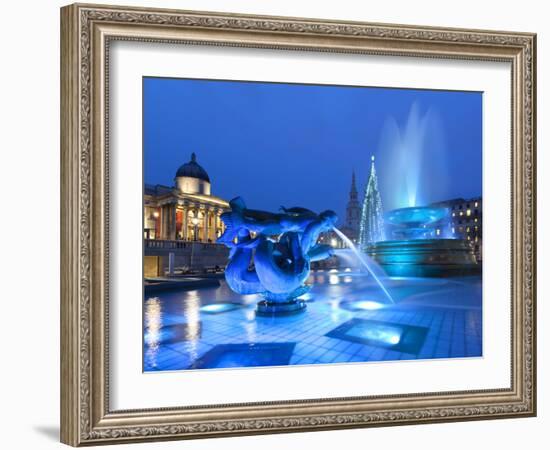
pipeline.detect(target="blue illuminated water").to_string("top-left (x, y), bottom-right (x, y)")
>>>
top-left (143, 271), bottom-right (482, 372)
top-left (333, 228), bottom-right (395, 304)
top-left (378, 102), bottom-right (449, 211)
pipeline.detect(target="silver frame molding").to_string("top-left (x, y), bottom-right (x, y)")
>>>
top-left (60, 3), bottom-right (536, 446)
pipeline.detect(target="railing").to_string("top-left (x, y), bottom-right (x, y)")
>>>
top-left (144, 239), bottom-right (227, 251)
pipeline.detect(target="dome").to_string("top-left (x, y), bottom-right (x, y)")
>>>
top-left (175, 153), bottom-right (210, 183)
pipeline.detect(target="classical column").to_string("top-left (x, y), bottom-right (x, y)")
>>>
top-left (169, 204), bottom-right (177, 240)
top-left (209, 210), bottom-right (215, 242)
top-left (191, 208), bottom-right (199, 241)
top-left (182, 204), bottom-right (188, 241)
top-left (173, 206), bottom-right (178, 239)
top-left (165, 205), bottom-right (169, 239)
top-left (218, 210), bottom-right (223, 238)
top-left (219, 210), bottom-right (226, 235)
top-left (204, 208), bottom-right (210, 243)
top-left (160, 205), bottom-right (168, 240)
top-left (164, 205), bottom-right (171, 240)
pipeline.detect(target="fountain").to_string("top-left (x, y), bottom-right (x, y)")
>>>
top-left (366, 205), bottom-right (479, 277)
top-left (385, 206), bottom-right (448, 240)
top-left (359, 105), bottom-right (480, 277)
top-left (217, 197), bottom-right (338, 315)
top-left (217, 197), bottom-right (398, 314)
top-left (365, 183), bottom-right (480, 277)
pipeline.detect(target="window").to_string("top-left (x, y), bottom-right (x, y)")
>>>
top-left (466, 209), bottom-right (471, 216)
top-left (475, 201), bottom-right (479, 207)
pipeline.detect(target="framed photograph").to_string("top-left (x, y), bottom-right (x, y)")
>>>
top-left (60, 3), bottom-right (537, 446)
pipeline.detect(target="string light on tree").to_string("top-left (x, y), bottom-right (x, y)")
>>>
top-left (358, 155), bottom-right (385, 249)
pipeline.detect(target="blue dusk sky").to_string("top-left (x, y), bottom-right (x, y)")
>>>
top-left (143, 77), bottom-right (482, 220)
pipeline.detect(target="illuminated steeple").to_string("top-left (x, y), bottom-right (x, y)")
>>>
top-left (345, 171), bottom-right (361, 240)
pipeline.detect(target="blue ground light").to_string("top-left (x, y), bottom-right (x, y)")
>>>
top-left (143, 272), bottom-right (482, 372)
top-left (189, 343), bottom-right (296, 369)
top-left (326, 318), bottom-right (429, 354)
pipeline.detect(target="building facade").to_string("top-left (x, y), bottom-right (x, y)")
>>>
top-left (431, 196), bottom-right (483, 262)
top-left (143, 153), bottom-right (231, 277)
top-left (144, 152), bottom-right (230, 243)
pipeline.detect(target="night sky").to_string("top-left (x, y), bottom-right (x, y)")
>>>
top-left (143, 77), bottom-right (482, 220)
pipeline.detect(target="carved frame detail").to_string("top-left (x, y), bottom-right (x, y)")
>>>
top-left (61, 3), bottom-right (536, 446)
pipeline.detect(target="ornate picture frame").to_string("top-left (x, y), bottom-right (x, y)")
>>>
top-left (60, 3), bottom-right (536, 446)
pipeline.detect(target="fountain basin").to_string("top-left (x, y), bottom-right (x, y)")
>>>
top-left (366, 238), bottom-right (479, 277)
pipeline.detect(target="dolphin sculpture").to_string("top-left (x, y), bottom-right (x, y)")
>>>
top-left (217, 197), bottom-right (338, 312)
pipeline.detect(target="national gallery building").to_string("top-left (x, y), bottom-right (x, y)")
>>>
top-left (143, 153), bottom-right (230, 277)
top-left (144, 153), bottom-right (229, 243)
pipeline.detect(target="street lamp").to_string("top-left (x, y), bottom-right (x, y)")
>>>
top-left (150, 210), bottom-right (160, 239)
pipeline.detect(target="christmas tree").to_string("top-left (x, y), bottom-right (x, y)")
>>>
top-left (359, 156), bottom-right (385, 248)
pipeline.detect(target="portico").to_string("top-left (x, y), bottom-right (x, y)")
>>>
top-left (144, 152), bottom-right (230, 243)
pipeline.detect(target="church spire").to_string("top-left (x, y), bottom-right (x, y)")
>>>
top-left (344, 169), bottom-right (361, 239)
top-left (350, 170), bottom-right (358, 200)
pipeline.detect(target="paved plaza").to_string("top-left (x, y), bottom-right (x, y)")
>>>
top-left (144, 271), bottom-right (482, 371)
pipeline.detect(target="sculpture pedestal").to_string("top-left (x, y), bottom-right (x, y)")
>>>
top-left (256, 299), bottom-right (307, 316)
top-left (255, 285), bottom-right (310, 316)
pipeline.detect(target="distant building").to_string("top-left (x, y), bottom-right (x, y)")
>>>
top-left (143, 153), bottom-right (231, 277)
top-left (343, 171), bottom-right (361, 242)
top-left (431, 196), bottom-right (483, 262)
top-left (144, 152), bottom-right (230, 242)
top-left (318, 170), bottom-right (362, 250)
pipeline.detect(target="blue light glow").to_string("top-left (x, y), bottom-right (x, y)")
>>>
top-left (338, 299), bottom-right (386, 312)
top-left (348, 324), bottom-right (402, 346)
top-left (354, 300), bottom-right (385, 310)
top-left (199, 303), bottom-right (240, 314)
